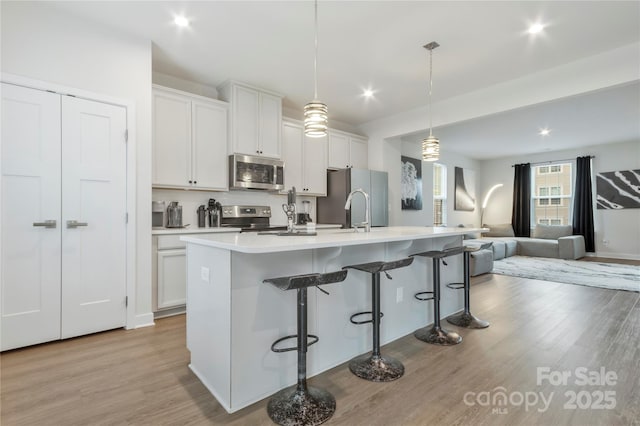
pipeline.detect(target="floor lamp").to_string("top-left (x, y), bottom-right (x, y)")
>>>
top-left (480, 183), bottom-right (503, 226)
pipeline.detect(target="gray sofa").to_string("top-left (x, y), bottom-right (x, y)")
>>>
top-left (465, 223), bottom-right (586, 275)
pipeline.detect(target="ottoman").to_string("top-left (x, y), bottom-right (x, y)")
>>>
top-left (469, 248), bottom-right (493, 276)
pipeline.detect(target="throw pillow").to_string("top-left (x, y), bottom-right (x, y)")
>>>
top-left (532, 224), bottom-right (572, 240)
top-left (483, 223), bottom-right (515, 237)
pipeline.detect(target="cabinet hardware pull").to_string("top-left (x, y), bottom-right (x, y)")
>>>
top-left (33, 220), bottom-right (57, 228)
top-left (67, 220), bottom-right (88, 228)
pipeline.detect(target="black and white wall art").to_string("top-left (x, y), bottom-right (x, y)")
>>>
top-left (454, 166), bottom-right (476, 211)
top-left (401, 156), bottom-right (422, 210)
top-left (596, 169), bottom-right (640, 209)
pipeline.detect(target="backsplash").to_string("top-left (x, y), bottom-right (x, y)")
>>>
top-left (152, 188), bottom-right (317, 228)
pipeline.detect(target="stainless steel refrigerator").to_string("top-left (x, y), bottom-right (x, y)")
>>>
top-left (317, 168), bottom-right (389, 228)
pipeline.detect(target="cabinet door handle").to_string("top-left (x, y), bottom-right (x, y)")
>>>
top-left (33, 220), bottom-right (57, 228)
top-left (67, 220), bottom-right (88, 228)
top-left (193, 181), bottom-right (197, 184)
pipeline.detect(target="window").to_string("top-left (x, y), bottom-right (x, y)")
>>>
top-left (538, 165), bottom-right (562, 174)
top-left (531, 162), bottom-right (573, 227)
top-left (433, 163), bottom-right (447, 226)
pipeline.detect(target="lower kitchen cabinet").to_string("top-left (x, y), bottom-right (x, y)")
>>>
top-left (152, 231), bottom-right (239, 315)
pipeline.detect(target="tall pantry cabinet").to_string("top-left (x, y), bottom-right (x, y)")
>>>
top-left (1, 82), bottom-right (128, 351)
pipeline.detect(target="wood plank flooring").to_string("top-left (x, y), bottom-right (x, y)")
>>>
top-left (2, 273), bottom-right (639, 425)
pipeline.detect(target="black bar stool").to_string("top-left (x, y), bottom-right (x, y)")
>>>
top-left (446, 245), bottom-right (491, 329)
top-left (342, 257), bottom-right (414, 382)
top-left (264, 270), bottom-right (348, 426)
top-left (410, 246), bottom-right (463, 346)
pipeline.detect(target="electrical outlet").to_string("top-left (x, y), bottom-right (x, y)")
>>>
top-left (602, 240), bottom-right (610, 246)
top-left (396, 287), bottom-right (403, 303)
top-left (201, 267), bottom-right (210, 282)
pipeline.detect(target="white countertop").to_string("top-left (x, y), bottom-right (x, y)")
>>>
top-left (181, 226), bottom-right (483, 253)
top-left (293, 223), bottom-right (342, 230)
top-left (152, 227), bottom-right (241, 235)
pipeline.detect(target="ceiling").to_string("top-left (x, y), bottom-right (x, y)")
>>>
top-left (50, 1), bottom-right (639, 127)
top-left (405, 81), bottom-right (640, 160)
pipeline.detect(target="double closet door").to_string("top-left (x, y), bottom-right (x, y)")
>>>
top-left (1, 83), bottom-right (128, 351)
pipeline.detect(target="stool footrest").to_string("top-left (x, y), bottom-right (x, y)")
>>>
top-left (349, 311), bottom-right (384, 325)
top-left (446, 282), bottom-right (465, 290)
top-left (271, 334), bottom-right (319, 352)
top-left (414, 291), bottom-right (434, 301)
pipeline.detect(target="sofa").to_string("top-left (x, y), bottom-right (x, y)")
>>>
top-left (465, 223), bottom-right (586, 276)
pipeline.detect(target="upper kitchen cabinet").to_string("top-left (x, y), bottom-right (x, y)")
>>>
top-left (282, 119), bottom-right (327, 196)
top-left (217, 81), bottom-right (283, 159)
top-left (152, 85), bottom-right (229, 191)
top-left (328, 130), bottom-right (368, 169)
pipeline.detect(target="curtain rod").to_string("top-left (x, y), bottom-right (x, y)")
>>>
top-left (511, 155), bottom-right (595, 167)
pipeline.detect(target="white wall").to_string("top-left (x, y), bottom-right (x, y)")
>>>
top-left (398, 140), bottom-right (481, 227)
top-left (1, 2), bottom-right (154, 324)
top-left (480, 140), bottom-right (640, 259)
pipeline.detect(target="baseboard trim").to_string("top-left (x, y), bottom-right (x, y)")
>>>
top-left (134, 313), bottom-right (155, 329)
top-left (595, 251), bottom-right (640, 261)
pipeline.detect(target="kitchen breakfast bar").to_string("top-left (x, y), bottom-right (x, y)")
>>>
top-left (181, 226), bottom-right (481, 413)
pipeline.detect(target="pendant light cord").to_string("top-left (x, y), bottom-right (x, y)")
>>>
top-left (314, 0), bottom-right (319, 100)
top-left (428, 48), bottom-right (433, 137)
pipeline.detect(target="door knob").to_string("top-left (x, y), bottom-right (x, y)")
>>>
top-left (33, 220), bottom-right (57, 228)
top-left (67, 220), bottom-right (88, 228)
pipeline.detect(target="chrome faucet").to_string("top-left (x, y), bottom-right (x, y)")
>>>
top-left (345, 188), bottom-right (371, 232)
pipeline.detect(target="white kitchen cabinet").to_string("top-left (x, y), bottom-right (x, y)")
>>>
top-left (1, 83), bottom-right (128, 351)
top-left (328, 130), bottom-right (368, 169)
top-left (282, 119), bottom-right (327, 196)
top-left (218, 81), bottom-right (283, 159)
top-left (152, 85), bottom-right (229, 191)
top-left (152, 230), bottom-right (239, 315)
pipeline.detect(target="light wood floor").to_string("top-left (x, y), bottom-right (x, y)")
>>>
top-left (2, 274), bottom-right (639, 425)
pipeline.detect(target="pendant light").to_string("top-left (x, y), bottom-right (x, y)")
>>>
top-left (304, 0), bottom-right (328, 137)
top-left (422, 41), bottom-right (440, 161)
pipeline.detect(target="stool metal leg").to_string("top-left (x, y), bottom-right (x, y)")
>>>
top-left (268, 288), bottom-right (336, 426)
top-left (414, 258), bottom-right (462, 345)
top-left (349, 272), bottom-right (404, 382)
top-left (447, 252), bottom-right (490, 329)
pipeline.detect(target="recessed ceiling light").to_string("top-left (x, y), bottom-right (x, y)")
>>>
top-left (174, 15), bottom-right (190, 28)
top-left (363, 89), bottom-right (374, 98)
top-left (528, 23), bottom-right (545, 35)
top-left (539, 128), bottom-right (551, 136)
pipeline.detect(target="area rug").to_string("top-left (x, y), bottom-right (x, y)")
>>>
top-left (492, 256), bottom-right (639, 292)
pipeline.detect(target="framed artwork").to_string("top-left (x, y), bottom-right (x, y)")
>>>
top-left (596, 169), bottom-right (640, 209)
top-left (454, 166), bottom-right (476, 211)
top-left (401, 156), bottom-right (422, 210)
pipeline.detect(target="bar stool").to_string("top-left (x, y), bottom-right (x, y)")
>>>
top-left (264, 270), bottom-right (348, 426)
top-left (446, 244), bottom-right (491, 329)
top-left (410, 246), bottom-right (463, 346)
top-left (343, 257), bottom-right (414, 382)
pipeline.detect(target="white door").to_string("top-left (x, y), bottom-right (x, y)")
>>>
top-left (328, 131), bottom-right (349, 169)
top-left (282, 122), bottom-right (304, 191)
top-left (1, 83), bottom-right (62, 351)
top-left (60, 96), bottom-right (127, 339)
top-left (152, 90), bottom-right (191, 187)
top-left (350, 137), bottom-right (368, 169)
top-left (303, 134), bottom-right (327, 195)
top-left (259, 93), bottom-right (282, 158)
top-left (232, 85), bottom-right (259, 155)
top-left (157, 249), bottom-right (187, 309)
top-left (192, 100), bottom-right (228, 190)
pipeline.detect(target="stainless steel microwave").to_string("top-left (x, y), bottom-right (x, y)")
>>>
top-left (228, 154), bottom-right (285, 191)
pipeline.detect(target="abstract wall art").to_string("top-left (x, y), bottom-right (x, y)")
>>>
top-left (454, 166), bottom-right (476, 211)
top-left (401, 156), bottom-right (422, 210)
top-left (596, 169), bottom-right (640, 209)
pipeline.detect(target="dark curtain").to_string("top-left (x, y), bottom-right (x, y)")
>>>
top-left (511, 163), bottom-right (531, 237)
top-left (573, 156), bottom-right (595, 252)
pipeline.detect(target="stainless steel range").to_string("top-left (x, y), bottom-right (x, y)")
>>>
top-left (220, 205), bottom-right (288, 232)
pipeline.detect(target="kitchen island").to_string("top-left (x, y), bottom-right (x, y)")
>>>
top-left (182, 226), bottom-right (482, 413)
